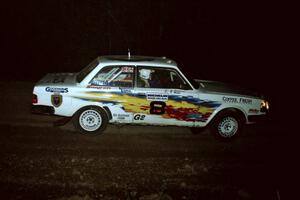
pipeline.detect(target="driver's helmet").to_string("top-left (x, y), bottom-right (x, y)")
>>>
top-left (139, 69), bottom-right (152, 80)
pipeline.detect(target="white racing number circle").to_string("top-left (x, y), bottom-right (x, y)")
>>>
top-left (217, 116), bottom-right (238, 138)
top-left (79, 109), bottom-right (102, 132)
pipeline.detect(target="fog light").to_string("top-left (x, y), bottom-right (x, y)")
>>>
top-left (260, 100), bottom-right (269, 112)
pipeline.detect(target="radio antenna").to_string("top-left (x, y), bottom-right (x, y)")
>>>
top-left (128, 48), bottom-right (131, 59)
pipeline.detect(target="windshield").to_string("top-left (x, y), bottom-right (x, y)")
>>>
top-left (177, 66), bottom-right (199, 89)
top-left (76, 58), bottom-right (99, 83)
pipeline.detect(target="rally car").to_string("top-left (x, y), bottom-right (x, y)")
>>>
top-left (32, 55), bottom-right (269, 139)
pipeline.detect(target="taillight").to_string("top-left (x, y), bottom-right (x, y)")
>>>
top-left (32, 94), bottom-right (38, 104)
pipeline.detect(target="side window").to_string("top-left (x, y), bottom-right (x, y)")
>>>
top-left (137, 67), bottom-right (191, 90)
top-left (90, 66), bottom-right (134, 87)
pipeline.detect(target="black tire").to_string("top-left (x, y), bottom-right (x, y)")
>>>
top-left (210, 111), bottom-right (244, 140)
top-left (73, 106), bottom-right (108, 135)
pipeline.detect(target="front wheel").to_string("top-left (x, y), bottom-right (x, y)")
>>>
top-left (210, 111), bottom-right (243, 139)
top-left (73, 107), bottom-right (108, 135)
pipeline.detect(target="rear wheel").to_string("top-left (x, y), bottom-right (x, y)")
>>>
top-left (210, 111), bottom-right (244, 139)
top-left (73, 106), bottom-right (108, 135)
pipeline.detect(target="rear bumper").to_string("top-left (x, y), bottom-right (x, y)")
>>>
top-left (31, 105), bottom-right (54, 115)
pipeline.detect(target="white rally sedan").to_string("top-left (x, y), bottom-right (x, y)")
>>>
top-left (32, 55), bottom-right (269, 139)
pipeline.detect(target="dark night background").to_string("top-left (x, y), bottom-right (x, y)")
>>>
top-left (0, 1), bottom-right (295, 121)
top-left (0, 1), bottom-right (297, 198)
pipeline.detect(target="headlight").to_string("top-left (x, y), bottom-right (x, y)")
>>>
top-left (260, 100), bottom-right (270, 112)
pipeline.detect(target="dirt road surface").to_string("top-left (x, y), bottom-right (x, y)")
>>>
top-left (0, 82), bottom-right (286, 200)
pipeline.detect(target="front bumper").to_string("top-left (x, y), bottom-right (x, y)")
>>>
top-left (31, 105), bottom-right (54, 115)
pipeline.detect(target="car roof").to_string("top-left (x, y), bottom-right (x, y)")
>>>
top-left (97, 55), bottom-right (178, 68)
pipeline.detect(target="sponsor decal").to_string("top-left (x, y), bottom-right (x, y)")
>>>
top-left (239, 98), bottom-right (252, 104)
top-left (90, 80), bottom-right (108, 86)
top-left (147, 94), bottom-right (168, 101)
top-left (121, 67), bottom-right (134, 73)
top-left (222, 97), bottom-right (238, 103)
top-left (150, 101), bottom-right (166, 114)
top-left (45, 87), bottom-right (68, 93)
top-left (222, 96), bottom-right (252, 104)
top-left (87, 85), bottom-right (111, 90)
top-left (113, 114), bottom-right (131, 120)
top-left (133, 114), bottom-right (145, 120)
top-left (51, 94), bottom-right (62, 107)
top-left (120, 88), bottom-right (132, 93)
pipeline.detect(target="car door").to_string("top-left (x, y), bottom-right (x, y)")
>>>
top-left (131, 66), bottom-right (199, 127)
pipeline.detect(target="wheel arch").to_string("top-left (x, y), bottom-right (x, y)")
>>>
top-left (208, 107), bottom-right (247, 126)
top-left (73, 105), bottom-right (112, 120)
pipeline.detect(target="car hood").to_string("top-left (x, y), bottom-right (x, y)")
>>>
top-left (195, 79), bottom-right (261, 98)
top-left (36, 73), bottom-right (77, 86)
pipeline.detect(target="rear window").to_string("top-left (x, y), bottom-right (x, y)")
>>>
top-left (76, 59), bottom-right (99, 83)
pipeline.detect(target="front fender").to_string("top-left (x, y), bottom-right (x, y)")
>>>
top-left (206, 105), bottom-right (248, 125)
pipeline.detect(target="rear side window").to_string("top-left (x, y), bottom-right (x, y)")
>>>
top-left (90, 66), bottom-right (134, 87)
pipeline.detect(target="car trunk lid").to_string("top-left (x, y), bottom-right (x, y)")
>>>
top-left (36, 73), bottom-right (77, 86)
